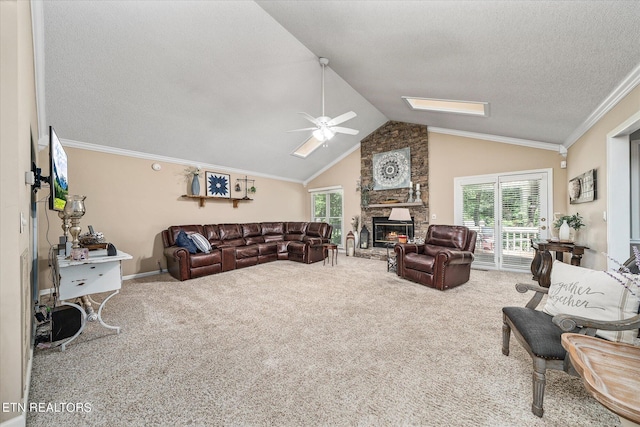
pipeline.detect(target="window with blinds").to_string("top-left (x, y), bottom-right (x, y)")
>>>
top-left (456, 170), bottom-right (549, 271)
top-left (500, 179), bottom-right (542, 270)
top-left (461, 182), bottom-right (496, 265)
top-left (311, 189), bottom-right (343, 246)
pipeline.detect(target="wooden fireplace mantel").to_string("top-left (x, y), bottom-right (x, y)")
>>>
top-left (364, 202), bottom-right (424, 209)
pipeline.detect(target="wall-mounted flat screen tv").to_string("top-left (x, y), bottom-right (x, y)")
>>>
top-left (49, 126), bottom-right (68, 211)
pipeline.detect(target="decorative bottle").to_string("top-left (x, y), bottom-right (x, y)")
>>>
top-left (191, 174), bottom-right (200, 196)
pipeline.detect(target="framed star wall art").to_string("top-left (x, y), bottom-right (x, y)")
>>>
top-left (205, 172), bottom-right (231, 198)
top-left (372, 147), bottom-right (411, 190)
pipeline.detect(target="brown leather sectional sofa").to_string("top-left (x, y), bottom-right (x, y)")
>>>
top-left (162, 222), bottom-right (333, 281)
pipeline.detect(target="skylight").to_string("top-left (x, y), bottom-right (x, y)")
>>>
top-left (291, 135), bottom-right (325, 158)
top-left (402, 97), bottom-right (489, 117)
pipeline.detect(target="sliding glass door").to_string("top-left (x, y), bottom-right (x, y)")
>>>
top-left (455, 170), bottom-right (551, 271)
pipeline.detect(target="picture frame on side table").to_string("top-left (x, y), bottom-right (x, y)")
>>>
top-left (205, 172), bottom-right (231, 198)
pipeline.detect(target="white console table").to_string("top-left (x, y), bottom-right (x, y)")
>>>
top-left (54, 249), bottom-right (132, 350)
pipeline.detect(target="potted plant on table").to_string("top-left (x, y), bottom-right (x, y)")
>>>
top-left (553, 212), bottom-right (585, 243)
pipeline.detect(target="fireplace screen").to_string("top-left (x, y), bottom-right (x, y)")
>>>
top-left (372, 216), bottom-right (414, 247)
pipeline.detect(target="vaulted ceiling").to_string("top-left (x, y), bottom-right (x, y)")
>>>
top-left (37, 1), bottom-right (640, 183)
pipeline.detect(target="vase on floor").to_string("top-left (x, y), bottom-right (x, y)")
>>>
top-left (191, 174), bottom-right (200, 196)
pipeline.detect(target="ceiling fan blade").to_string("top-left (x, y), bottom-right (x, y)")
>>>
top-left (298, 112), bottom-right (321, 126)
top-left (287, 127), bottom-right (318, 133)
top-left (331, 126), bottom-right (359, 135)
top-left (327, 111), bottom-right (357, 126)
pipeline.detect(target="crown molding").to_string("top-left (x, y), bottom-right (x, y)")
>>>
top-left (564, 63), bottom-right (640, 149)
top-left (56, 138), bottom-right (304, 184)
top-left (428, 127), bottom-right (560, 152)
top-left (302, 142), bottom-right (361, 186)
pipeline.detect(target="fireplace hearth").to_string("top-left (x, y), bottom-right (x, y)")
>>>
top-left (372, 216), bottom-right (414, 247)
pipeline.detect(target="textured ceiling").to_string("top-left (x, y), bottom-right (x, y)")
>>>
top-left (39, 1), bottom-right (640, 182)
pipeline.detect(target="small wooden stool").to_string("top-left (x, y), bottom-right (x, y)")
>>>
top-left (323, 243), bottom-right (338, 266)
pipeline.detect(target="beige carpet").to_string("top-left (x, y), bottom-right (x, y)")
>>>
top-left (28, 256), bottom-right (619, 426)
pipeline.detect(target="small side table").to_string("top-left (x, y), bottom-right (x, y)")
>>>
top-left (386, 243), bottom-right (397, 272)
top-left (562, 333), bottom-right (640, 426)
top-left (54, 249), bottom-right (132, 350)
top-left (323, 243), bottom-right (338, 266)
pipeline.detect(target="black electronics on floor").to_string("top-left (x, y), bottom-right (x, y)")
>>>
top-left (51, 306), bottom-right (82, 342)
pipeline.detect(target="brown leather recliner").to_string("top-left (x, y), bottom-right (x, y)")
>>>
top-left (394, 225), bottom-right (477, 290)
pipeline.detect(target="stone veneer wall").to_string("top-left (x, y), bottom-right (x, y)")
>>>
top-left (358, 121), bottom-right (429, 258)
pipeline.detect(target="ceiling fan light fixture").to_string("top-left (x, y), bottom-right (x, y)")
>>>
top-left (402, 96), bottom-right (489, 117)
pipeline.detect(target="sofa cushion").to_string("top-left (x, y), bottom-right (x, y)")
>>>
top-left (175, 230), bottom-right (198, 254)
top-left (236, 245), bottom-right (259, 259)
top-left (203, 224), bottom-right (220, 241)
top-left (242, 223), bottom-right (262, 238)
top-left (188, 232), bottom-right (212, 253)
top-left (426, 225), bottom-right (469, 250)
top-left (245, 236), bottom-right (265, 245)
top-left (261, 222), bottom-right (284, 235)
top-left (285, 222), bottom-right (307, 241)
top-left (405, 252), bottom-right (435, 274)
top-left (190, 251), bottom-right (221, 267)
top-left (219, 224), bottom-right (242, 241)
top-left (258, 242), bottom-right (278, 255)
top-left (306, 222), bottom-right (327, 238)
top-left (543, 260), bottom-right (640, 345)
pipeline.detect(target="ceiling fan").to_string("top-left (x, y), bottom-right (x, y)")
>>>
top-left (288, 57), bottom-right (359, 143)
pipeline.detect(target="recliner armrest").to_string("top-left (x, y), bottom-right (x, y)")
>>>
top-left (163, 246), bottom-right (189, 261)
top-left (435, 248), bottom-right (474, 265)
top-left (394, 243), bottom-right (423, 256)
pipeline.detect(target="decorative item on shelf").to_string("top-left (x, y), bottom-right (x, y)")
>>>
top-left (359, 225), bottom-right (370, 249)
top-left (235, 176), bottom-right (256, 200)
top-left (205, 172), bottom-right (231, 198)
top-left (415, 183), bottom-right (422, 203)
top-left (346, 231), bottom-right (355, 256)
top-left (64, 195), bottom-right (86, 250)
top-left (553, 212), bottom-right (585, 243)
top-left (235, 182), bottom-right (242, 192)
top-left (357, 179), bottom-right (374, 207)
top-left (407, 180), bottom-right (414, 203)
top-left (183, 167), bottom-right (201, 196)
top-left (79, 228), bottom-right (106, 250)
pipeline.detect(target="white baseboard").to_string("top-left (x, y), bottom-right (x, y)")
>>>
top-left (0, 414), bottom-right (25, 427)
top-left (122, 270), bottom-right (162, 281)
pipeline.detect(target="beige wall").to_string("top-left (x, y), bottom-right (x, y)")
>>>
top-left (566, 84), bottom-right (640, 270)
top-left (428, 133), bottom-right (567, 224)
top-left (38, 147), bottom-right (309, 284)
top-left (306, 149), bottom-right (361, 236)
top-left (1, 0), bottom-right (38, 423)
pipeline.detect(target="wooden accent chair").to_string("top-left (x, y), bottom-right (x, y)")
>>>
top-left (502, 251), bottom-right (640, 417)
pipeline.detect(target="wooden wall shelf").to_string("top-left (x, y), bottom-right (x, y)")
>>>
top-left (365, 202), bottom-right (424, 209)
top-left (181, 195), bottom-right (252, 208)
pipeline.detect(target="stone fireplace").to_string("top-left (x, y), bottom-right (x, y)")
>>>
top-left (357, 121), bottom-right (429, 259)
